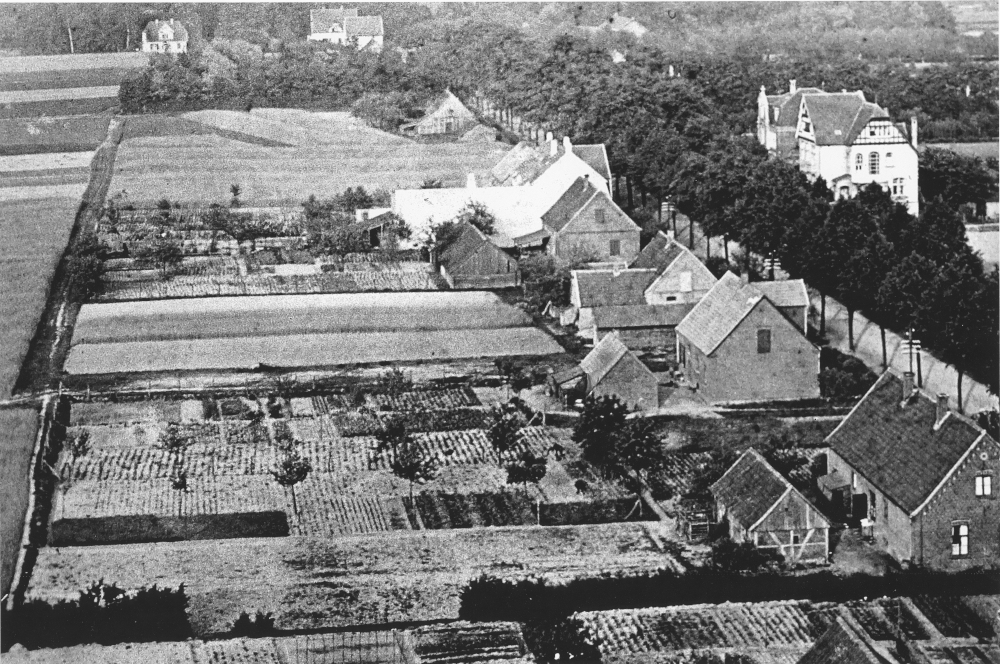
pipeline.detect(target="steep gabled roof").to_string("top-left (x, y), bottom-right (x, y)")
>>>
top-left (579, 332), bottom-right (629, 388)
top-left (438, 223), bottom-right (485, 272)
top-left (573, 269), bottom-right (659, 307)
top-left (489, 142), bottom-right (548, 187)
top-left (802, 93), bottom-right (889, 146)
top-left (310, 7), bottom-right (359, 34)
top-left (630, 231), bottom-right (686, 271)
top-left (825, 371), bottom-right (994, 514)
top-left (767, 87), bottom-right (825, 127)
top-left (573, 144), bottom-right (612, 183)
top-left (143, 19), bottom-right (188, 42)
top-left (754, 279), bottom-right (809, 308)
top-left (541, 176), bottom-right (601, 232)
top-left (675, 272), bottom-right (762, 355)
top-left (593, 303), bottom-right (695, 329)
top-left (711, 448), bottom-right (794, 530)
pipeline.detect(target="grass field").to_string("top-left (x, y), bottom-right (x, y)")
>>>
top-left (0, 115), bottom-right (112, 156)
top-left (0, 52), bottom-right (148, 75)
top-left (0, 86), bottom-right (120, 104)
top-left (0, 407), bottom-right (38, 599)
top-left (0, 195), bottom-right (82, 398)
top-left (73, 292), bottom-right (533, 345)
top-left (111, 110), bottom-right (510, 206)
top-left (0, 95), bottom-right (119, 120)
top-left (65, 328), bottom-right (563, 374)
top-left (923, 141), bottom-right (999, 160)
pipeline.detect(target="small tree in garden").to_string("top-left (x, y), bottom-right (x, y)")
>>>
top-left (573, 395), bottom-right (629, 468)
top-left (378, 367), bottom-right (412, 398)
top-left (272, 450), bottom-right (312, 518)
top-left (230, 183), bottom-right (242, 208)
top-left (65, 430), bottom-right (91, 460)
top-left (158, 424), bottom-right (190, 452)
top-left (454, 202), bottom-right (497, 235)
top-left (611, 419), bottom-right (664, 493)
top-left (494, 358), bottom-right (531, 398)
top-left (136, 240), bottom-right (183, 279)
top-left (390, 437), bottom-right (439, 502)
top-left (506, 449), bottom-right (547, 488)
top-left (486, 401), bottom-right (526, 465)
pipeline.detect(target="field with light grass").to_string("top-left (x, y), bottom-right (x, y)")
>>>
top-left (0, 195), bottom-right (82, 398)
top-left (110, 110), bottom-right (510, 206)
top-left (0, 115), bottom-right (112, 156)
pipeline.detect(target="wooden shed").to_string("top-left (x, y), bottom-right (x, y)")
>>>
top-left (712, 448), bottom-right (830, 563)
top-left (436, 222), bottom-right (519, 289)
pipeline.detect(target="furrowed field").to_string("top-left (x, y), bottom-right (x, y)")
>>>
top-left (1, 407), bottom-right (39, 598)
top-left (0, 194), bottom-right (85, 398)
top-left (0, 116), bottom-right (112, 156)
top-left (110, 110), bottom-right (511, 206)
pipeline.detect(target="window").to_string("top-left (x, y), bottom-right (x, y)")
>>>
top-left (609, 239), bottom-right (620, 256)
top-left (869, 152), bottom-right (880, 175)
top-left (802, 119), bottom-right (811, 133)
top-left (679, 271), bottom-right (693, 292)
top-left (952, 523), bottom-right (969, 557)
top-left (839, 186), bottom-right (850, 199)
top-left (892, 178), bottom-right (904, 196)
top-left (883, 497), bottom-right (889, 519)
top-left (855, 154), bottom-right (863, 171)
top-left (869, 490), bottom-right (877, 521)
top-left (885, 152), bottom-right (894, 168)
top-left (757, 329), bottom-right (771, 354)
top-left (976, 475), bottom-right (993, 497)
top-left (792, 533), bottom-right (801, 545)
top-left (595, 209), bottom-right (605, 224)
top-left (852, 472), bottom-right (857, 489)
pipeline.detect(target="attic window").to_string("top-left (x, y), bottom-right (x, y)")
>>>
top-left (976, 474), bottom-right (993, 497)
top-left (756, 329), bottom-right (771, 354)
top-left (595, 209), bottom-right (605, 224)
top-left (951, 522), bottom-right (969, 557)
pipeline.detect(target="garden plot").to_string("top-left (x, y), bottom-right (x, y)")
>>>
top-left (28, 523), bottom-right (673, 633)
top-left (65, 328), bottom-right (562, 375)
top-left (74, 291), bottom-right (532, 345)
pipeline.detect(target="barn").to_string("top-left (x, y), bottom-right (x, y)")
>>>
top-left (712, 448), bottom-right (830, 563)
top-left (550, 332), bottom-right (659, 411)
top-left (400, 90), bottom-right (477, 137)
top-left (436, 222), bottom-right (519, 289)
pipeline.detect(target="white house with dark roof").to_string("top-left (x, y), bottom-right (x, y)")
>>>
top-left (141, 19), bottom-right (188, 54)
top-left (675, 271), bottom-right (819, 404)
top-left (490, 136), bottom-right (612, 205)
top-left (821, 370), bottom-right (999, 570)
top-left (308, 8), bottom-right (384, 51)
top-left (758, 81), bottom-right (919, 216)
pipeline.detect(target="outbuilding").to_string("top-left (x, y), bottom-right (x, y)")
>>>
top-left (550, 332), bottom-right (658, 411)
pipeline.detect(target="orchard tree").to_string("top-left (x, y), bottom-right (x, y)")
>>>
top-left (486, 401), bottom-right (526, 465)
top-left (136, 239), bottom-right (183, 279)
top-left (272, 449), bottom-right (312, 517)
top-left (454, 202), bottom-right (498, 236)
top-left (573, 394), bottom-right (629, 469)
top-left (390, 437), bottom-right (439, 502)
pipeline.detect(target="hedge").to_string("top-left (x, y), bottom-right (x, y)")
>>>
top-left (49, 511), bottom-right (289, 546)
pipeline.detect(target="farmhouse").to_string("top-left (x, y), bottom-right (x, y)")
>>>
top-left (591, 303), bottom-right (694, 351)
top-left (490, 136), bottom-right (613, 210)
top-left (400, 90), bottom-right (477, 137)
top-left (675, 272), bottom-right (820, 404)
top-left (141, 19), bottom-right (188, 54)
top-left (541, 176), bottom-right (640, 264)
top-left (550, 332), bottom-right (658, 411)
top-left (629, 231), bottom-right (718, 305)
top-left (435, 222), bottom-right (519, 289)
top-left (308, 8), bottom-right (384, 51)
top-left (820, 371), bottom-right (1000, 570)
top-left (712, 448), bottom-right (830, 563)
top-left (758, 81), bottom-right (920, 216)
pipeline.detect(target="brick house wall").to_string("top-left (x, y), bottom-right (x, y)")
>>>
top-left (550, 196), bottom-right (639, 264)
top-left (645, 251), bottom-right (716, 305)
top-left (591, 352), bottom-right (659, 412)
top-left (911, 435), bottom-right (999, 570)
top-left (680, 299), bottom-right (819, 404)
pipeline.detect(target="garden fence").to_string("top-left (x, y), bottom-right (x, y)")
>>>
top-left (286, 630), bottom-right (407, 664)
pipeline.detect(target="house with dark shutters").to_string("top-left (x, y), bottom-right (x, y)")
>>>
top-left (712, 448), bottom-right (830, 563)
top-left (821, 371), bottom-right (999, 570)
top-left (435, 222), bottom-right (519, 289)
top-left (549, 332), bottom-right (659, 411)
top-left (675, 272), bottom-right (819, 404)
top-left (541, 176), bottom-right (640, 265)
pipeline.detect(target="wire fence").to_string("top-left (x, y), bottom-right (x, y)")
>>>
top-left (283, 629), bottom-right (407, 664)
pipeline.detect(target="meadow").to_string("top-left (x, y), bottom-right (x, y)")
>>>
top-left (72, 291), bottom-right (534, 345)
top-left (0, 115), bottom-right (112, 156)
top-left (0, 407), bottom-right (39, 598)
top-left (110, 110), bottom-right (511, 206)
top-left (0, 194), bottom-right (83, 398)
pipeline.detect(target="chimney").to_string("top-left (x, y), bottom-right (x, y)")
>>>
top-left (935, 393), bottom-right (949, 428)
top-left (550, 137), bottom-right (558, 157)
top-left (666, 229), bottom-right (675, 241)
top-left (466, 173), bottom-right (477, 189)
top-left (739, 271), bottom-right (750, 287)
top-left (910, 117), bottom-right (918, 149)
top-left (901, 372), bottom-right (915, 401)
top-left (789, 79), bottom-right (796, 93)
top-left (563, 135), bottom-right (572, 154)
top-left (668, 64), bottom-right (675, 78)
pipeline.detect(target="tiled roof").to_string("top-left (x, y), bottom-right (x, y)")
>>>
top-left (914, 643), bottom-right (1000, 664)
top-left (541, 176), bottom-right (600, 232)
top-left (803, 93), bottom-right (889, 146)
top-left (630, 231), bottom-right (686, 271)
top-left (552, 365), bottom-right (585, 386)
top-left (798, 618), bottom-right (890, 664)
top-left (593, 303), bottom-right (695, 329)
top-left (573, 269), bottom-right (659, 307)
top-left (573, 144), bottom-right (612, 183)
top-left (143, 19), bottom-right (188, 42)
top-left (310, 7), bottom-right (359, 34)
top-left (489, 142), bottom-right (550, 187)
top-left (711, 448), bottom-right (792, 530)
top-left (755, 279), bottom-right (809, 308)
top-left (345, 15), bottom-right (384, 37)
top-left (825, 371), bottom-right (991, 514)
top-left (579, 332), bottom-right (629, 388)
top-left (675, 271), bottom-right (762, 355)
top-left (767, 87), bottom-right (825, 127)
top-left (438, 223), bottom-right (485, 272)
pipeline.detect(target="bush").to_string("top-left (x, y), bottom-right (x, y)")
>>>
top-left (710, 537), bottom-right (785, 574)
top-left (231, 610), bottom-right (277, 637)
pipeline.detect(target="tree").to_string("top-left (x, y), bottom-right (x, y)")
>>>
top-left (135, 240), bottom-right (183, 278)
top-left (486, 401), bottom-right (526, 465)
top-left (230, 183), bottom-right (242, 208)
top-left (710, 537), bottom-right (784, 574)
top-left (573, 395), bottom-right (629, 469)
top-left (919, 148), bottom-right (998, 212)
top-left (455, 202), bottom-right (498, 236)
top-left (271, 449), bottom-right (312, 517)
top-left (390, 436), bottom-right (439, 502)
top-left (506, 449), bottom-right (547, 488)
top-left (157, 423), bottom-right (190, 452)
top-left (610, 419), bottom-right (664, 492)
top-left (65, 234), bottom-right (104, 302)
top-left (378, 367), bottom-right (412, 398)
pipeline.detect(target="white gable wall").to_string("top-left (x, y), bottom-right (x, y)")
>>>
top-left (645, 251), bottom-right (717, 305)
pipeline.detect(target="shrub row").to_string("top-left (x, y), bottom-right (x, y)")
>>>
top-left (50, 511), bottom-right (289, 547)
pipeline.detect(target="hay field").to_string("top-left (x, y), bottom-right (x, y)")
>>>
top-left (73, 292), bottom-right (532, 345)
top-left (0, 151), bottom-right (93, 188)
top-left (65, 328), bottom-right (562, 375)
top-left (0, 183), bottom-right (87, 201)
top-left (111, 110), bottom-right (510, 206)
top-left (0, 195), bottom-right (82, 397)
top-left (0, 115), bottom-right (112, 156)
top-left (0, 52), bottom-right (148, 74)
top-left (0, 86), bottom-right (120, 104)
top-left (1, 407), bottom-right (38, 598)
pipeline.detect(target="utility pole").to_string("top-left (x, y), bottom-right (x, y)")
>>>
top-left (67, 26), bottom-right (75, 53)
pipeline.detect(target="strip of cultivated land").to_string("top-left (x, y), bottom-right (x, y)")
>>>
top-left (0, 115), bottom-right (112, 156)
top-left (65, 328), bottom-right (562, 374)
top-left (0, 407), bottom-right (39, 598)
top-left (72, 291), bottom-right (534, 344)
top-left (0, 86), bottom-right (120, 104)
top-left (0, 52), bottom-right (148, 75)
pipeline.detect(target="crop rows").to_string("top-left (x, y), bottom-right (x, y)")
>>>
top-left (292, 477), bottom-right (410, 537)
top-left (367, 386), bottom-right (481, 411)
top-left (844, 598), bottom-right (927, 641)
top-left (645, 452), bottom-right (715, 498)
top-left (406, 491), bottom-right (536, 530)
top-left (410, 621), bottom-right (528, 664)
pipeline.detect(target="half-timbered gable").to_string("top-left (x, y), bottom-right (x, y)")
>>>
top-left (712, 448), bottom-right (830, 562)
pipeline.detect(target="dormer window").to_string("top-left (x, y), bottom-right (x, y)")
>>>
top-left (802, 119), bottom-right (811, 133)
